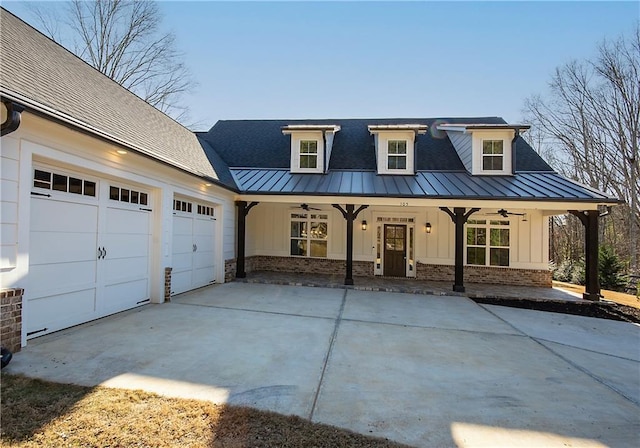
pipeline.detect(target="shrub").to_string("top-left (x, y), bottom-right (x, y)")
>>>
top-left (553, 260), bottom-right (575, 282)
top-left (571, 259), bottom-right (585, 285)
top-left (599, 246), bottom-right (626, 291)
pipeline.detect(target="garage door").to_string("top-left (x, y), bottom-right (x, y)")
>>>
top-left (171, 198), bottom-right (216, 295)
top-left (27, 166), bottom-right (152, 338)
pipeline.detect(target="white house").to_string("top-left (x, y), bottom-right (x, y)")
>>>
top-left (0, 9), bottom-right (618, 351)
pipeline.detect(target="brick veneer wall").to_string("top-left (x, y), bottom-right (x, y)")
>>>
top-left (1, 288), bottom-right (23, 353)
top-left (164, 267), bottom-right (172, 302)
top-left (224, 259), bottom-right (236, 282)
top-left (245, 255), bottom-right (374, 277)
top-left (416, 262), bottom-right (552, 287)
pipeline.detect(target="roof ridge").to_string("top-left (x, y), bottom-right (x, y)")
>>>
top-left (215, 116), bottom-right (505, 122)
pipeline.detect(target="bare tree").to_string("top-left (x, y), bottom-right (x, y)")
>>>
top-left (524, 23), bottom-right (640, 275)
top-left (30, 0), bottom-right (194, 123)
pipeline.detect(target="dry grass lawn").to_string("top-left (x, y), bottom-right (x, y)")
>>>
top-left (1, 374), bottom-right (410, 448)
top-left (553, 281), bottom-right (640, 309)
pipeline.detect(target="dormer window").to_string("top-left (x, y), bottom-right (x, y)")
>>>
top-left (437, 123), bottom-right (530, 175)
top-left (300, 140), bottom-right (318, 169)
top-left (282, 124), bottom-right (340, 174)
top-left (368, 124), bottom-right (427, 175)
top-left (387, 140), bottom-right (407, 170)
top-left (482, 140), bottom-right (504, 171)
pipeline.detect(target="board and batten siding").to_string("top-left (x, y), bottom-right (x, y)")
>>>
top-left (244, 203), bottom-right (548, 271)
top-left (446, 131), bottom-right (473, 172)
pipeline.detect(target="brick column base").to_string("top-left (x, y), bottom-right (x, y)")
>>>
top-left (164, 267), bottom-right (172, 302)
top-left (1, 288), bottom-right (23, 353)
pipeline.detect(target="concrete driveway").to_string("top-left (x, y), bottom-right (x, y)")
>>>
top-left (7, 283), bottom-right (640, 447)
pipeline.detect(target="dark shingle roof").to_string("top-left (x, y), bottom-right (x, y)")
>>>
top-left (0, 8), bottom-right (227, 184)
top-left (200, 117), bottom-right (554, 172)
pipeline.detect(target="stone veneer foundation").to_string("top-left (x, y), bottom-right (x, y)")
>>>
top-left (225, 258), bottom-right (237, 282)
top-left (164, 267), bottom-right (172, 302)
top-left (240, 256), bottom-right (551, 287)
top-left (1, 288), bottom-right (23, 353)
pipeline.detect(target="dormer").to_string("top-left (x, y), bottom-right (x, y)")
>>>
top-left (368, 124), bottom-right (428, 175)
top-left (282, 124), bottom-right (341, 174)
top-left (437, 123), bottom-right (530, 175)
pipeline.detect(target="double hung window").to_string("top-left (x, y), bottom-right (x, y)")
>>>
top-left (299, 140), bottom-right (318, 169)
top-left (387, 140), bottom-right (407, 170)
top-left (482, 140), bottom-right (504, 171)
top-left (466, 219), bottom-right (510, 266)
top-left (290, 212), bottom-right (328, 257)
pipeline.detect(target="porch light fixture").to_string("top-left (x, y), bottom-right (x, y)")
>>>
top-left (116, 149), bottom-right (128, 155)
top-left (361, 220), bottom-right (367, 231)
top-left (425, 222), bottom-right (432, 233)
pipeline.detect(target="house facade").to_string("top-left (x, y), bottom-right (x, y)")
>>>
top-left (200, 120), bottom-right (594, 290)
top-left (0, 9), bottom-right (618, 350)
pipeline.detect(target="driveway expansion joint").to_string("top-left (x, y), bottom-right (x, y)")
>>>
top-left (175, 301), bottom-right (336, 321)
top-left (480, 304), bottom-right (640, 407)
top-left (308, 288), bottom-right (347, 421)
top-left (340, 316), bottom-right (526, 338)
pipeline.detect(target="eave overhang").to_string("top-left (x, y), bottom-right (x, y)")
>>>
top-left (437, 123), bottom-right (531, 133)
top-left (0, 88), bottom-right (236, 192)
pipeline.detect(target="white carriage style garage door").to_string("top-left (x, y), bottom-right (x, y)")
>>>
top-left (27, 165), bottom-right (152, 338)
top-left (171, 197), bottom-right (216, 296)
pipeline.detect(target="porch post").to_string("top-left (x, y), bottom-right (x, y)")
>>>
top-left (332, 204), bottom-right (369, 285)
top-left (235, 201), bottom-right (259, 278)
top-left (569, 210), bottom-right (600, 301)
top-left (440, 207), bottom-right (480, 292)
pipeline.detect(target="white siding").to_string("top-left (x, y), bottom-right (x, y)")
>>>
top-left (1, 112), bottom-right (236, 346)
top-left (244, 204), bottom-right (548, 270)
top-left (0, 135), bottom-right (21, 284)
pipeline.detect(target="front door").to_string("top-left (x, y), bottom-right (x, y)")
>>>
top-left (384, 224), bottom-right (406, 277)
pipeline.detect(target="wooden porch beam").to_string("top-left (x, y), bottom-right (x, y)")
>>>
top-left (440, 207), bottom-right (480, 292)
top-left (235, 201), bottom-right (259, 278)
top-left (569, 210), bottom-right (600, 301)
top-left (332, 204), bottom-right (369, 285)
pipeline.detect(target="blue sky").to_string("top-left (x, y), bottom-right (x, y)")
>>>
top-left (4, 1), bottom-right (639, 130)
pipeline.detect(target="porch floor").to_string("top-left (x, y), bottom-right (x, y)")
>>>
top-left (238, 271), bottom-right (583, 302)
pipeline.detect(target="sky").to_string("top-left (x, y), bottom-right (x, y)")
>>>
top-left (3, 1), bottom-right (639, 130)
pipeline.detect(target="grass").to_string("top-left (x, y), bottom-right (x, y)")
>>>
top-left (0, 373), bottom-right (410, 448)
top-left (553, 281), bottom-right (640, 309)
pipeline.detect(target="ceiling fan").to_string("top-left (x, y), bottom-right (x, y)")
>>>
top-left (488, 209), bottom-right (527, 220)
top-left (292, 203), bottom-right (322, 211)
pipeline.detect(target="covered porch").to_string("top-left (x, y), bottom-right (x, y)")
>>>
top-left (234, 196), bottom-right (605, 300)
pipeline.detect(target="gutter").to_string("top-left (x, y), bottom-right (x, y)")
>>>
top-left (0, 89), bottom-right (238, 193)
top-left (0, 98), bottom-right (23, 136)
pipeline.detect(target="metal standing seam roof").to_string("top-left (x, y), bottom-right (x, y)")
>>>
top-left (230, 169), bottom-right (616, 202)
top-left (0, 8), bottom-right (230, 186)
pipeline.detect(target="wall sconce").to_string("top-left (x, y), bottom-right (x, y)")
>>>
top-left (361, 220), bottom-right (367, 231)
top-left (425, 222), bottom-right (432, 234)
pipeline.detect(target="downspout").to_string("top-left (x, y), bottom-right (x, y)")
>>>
top-left (322, 131), bottom-right (328, 173)
top-left (511, 127), bottom-right (520, 174)
top-left (1, 99), bottom-right (24, 136)
top-left (413, 130), bottom-right (418, 174)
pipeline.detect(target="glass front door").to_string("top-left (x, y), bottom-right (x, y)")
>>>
top-left (384, 224), bottom-right (406, 277)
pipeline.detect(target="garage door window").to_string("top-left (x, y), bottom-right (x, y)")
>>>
top-left (33, 169), bottom-right (96, 197)
top-left (174, 199), bottom-right (193, 213)
top-left (110, 185), bottom-right (148, 205)
top-left (197, 205), bottom-right (214, 217)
